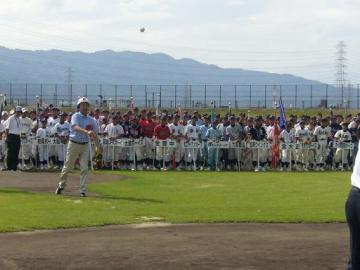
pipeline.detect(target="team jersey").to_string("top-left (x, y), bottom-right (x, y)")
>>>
top-left (128, 125), bottom-right (141, 139)
top-left (93, 116), bottom-right (104, 134)
top-left (185, 124), bottom-right (200, 140)
top-left (168, 123), bottom-right (185, 137)
top-left (226, 124), bottom-right (243, 141)
top-left (36, 127), bottom-right (50, 139)
top-left (142, 120), bottom-right (157, 138)
top-left (154, 124), bottom-right (171, 140)
top-left (217, 123), bottom-right (229, 140)
top-left (279, 129), bottom-right (295, 143)
top-left (249, 126), bottom-right (267, 141)
top-left (334, 130), bottom-right (352, 142)
top-left (199, 124), bottom-right (210, 141)
top-left (295, 128), bottom-right (311, 143)
top-left (47, 117), bottom-right (60, 134)
top-left (20, 117), bottom-right (33, 135)
top-left (206, 127), bottom-right (221, 141)
top-left (314, 126), bottom-right (331, 141)
top-left (54, 122), bottom-right (70, 137)
top-left (104, 123), bottom-right (124, 139)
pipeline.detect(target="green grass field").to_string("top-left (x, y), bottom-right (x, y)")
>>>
top-left (0, 171), bottom-right (352, 232)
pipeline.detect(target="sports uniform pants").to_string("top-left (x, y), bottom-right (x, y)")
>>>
top-left (6, 134), bottom-right (20, 171)
top-left (59, 141), bottom-right (89, 194)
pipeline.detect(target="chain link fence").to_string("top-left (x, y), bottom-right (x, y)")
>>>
top-left (0, 83), bottom-right (359, 110)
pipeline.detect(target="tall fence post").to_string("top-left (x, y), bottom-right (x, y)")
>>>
top-left (152, 92), bottom-right (155, 108)
top-left (25, 83), bottom-right (28, 106)
top-left (234, 85), bottom-right (237, 108)
top-left (85, 84), bottom-right (88, 97)
top-left (264, 85), bottom-right (267, 108)
top-left (219, 85), bottom-right (222, 107)
top-left (325, 84), bottom-right (328, 108)
top-left (130, 85), bottom-right (133, 98)
top-left (54, 84), bottom-right (58, 106)
top-left (204, 85), bottom-right (207, 108)
top-left (40, 83), bottom-right (43, 106)
top-left (174, 85), bottom-right (177, 108)
top-left (357, 84), bottom-right (359, 109)
top-left (189, 85), bottom-right (192, 108)
top-left (249, 84), bottom-right (252, 108)
top-left (341, 84), bottom-right (344, 108)
top-left (144, 85), bottom-right (147, 108)
top-left (9, 83), bottom-right (12, 105)
top-left (159, 85), bottom-right (162, 108)
top-left (310, 84), bottom-right (313, 108)
top-left (115, 85), bottom-right (118, 108)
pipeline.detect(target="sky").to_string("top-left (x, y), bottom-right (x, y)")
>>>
top-left (0, 0), bottom-right (359, 84)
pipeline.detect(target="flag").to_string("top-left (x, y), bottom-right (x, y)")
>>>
top-left (0, 95), bottom-right (4, 119)
top-left (279, 97), bottom-right (286, 129)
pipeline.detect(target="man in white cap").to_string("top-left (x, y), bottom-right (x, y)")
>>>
top-left (56, 97), bottom-right (100, 197)
top-left (19, 107), bottom-right (33, 170)
top-left (5, 106), bottom-right (22, 171)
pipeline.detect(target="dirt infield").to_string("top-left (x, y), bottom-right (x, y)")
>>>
top-left (0, 172), bottom-right (350, 269)
top-left (0, 223), bottom-right (349, 270)
top-left (0, 171), bottom-right (127, 196)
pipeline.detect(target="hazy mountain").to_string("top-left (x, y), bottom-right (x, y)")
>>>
top-left (0, 46), bottom-right (351, 108)
top-left (0, 46), bottom-right (321, 85)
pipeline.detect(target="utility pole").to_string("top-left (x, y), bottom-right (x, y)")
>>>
top-left (65, 67), bottom-right (74, 106)
top-left (335, 41), bottom-right (347, 108)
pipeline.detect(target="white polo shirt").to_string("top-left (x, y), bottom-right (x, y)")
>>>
top-left (6, 114), bottom-right (21, 135)
top-left (351, 144), bottom-right (360, 188)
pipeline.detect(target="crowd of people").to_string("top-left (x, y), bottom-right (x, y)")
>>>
top-left (0, 104), bottom-right (359, 172)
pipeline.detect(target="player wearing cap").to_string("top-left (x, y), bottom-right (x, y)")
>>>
top-left (141, 112), bottom-right (157, 170)
top-left (226, 116), bottom-right (244, 170)
top-left (249, 116), bottom-right (267, 172)
top-left (334, 122), bottom-right (352, 170)
top-left (153, 116), bottom-right (171, 170)
top-left (314, 118), bottom-right (331, 171)
top-left (47, 107), bottom-right (60, 168)
top-left (19, 108), bottom-right (33, 170)
top-left (295, 120), bottom-right (311, 171)
top-left (36, 118), bottom-right (50, 170)
top-left (168, 114), bottom-right (185, 170)
top-left (185, 115), bottom-right (201, 171)
top-left (55, 97), bottom-right (100, 197)
top-left (54, 112), bottom-right (70, 169)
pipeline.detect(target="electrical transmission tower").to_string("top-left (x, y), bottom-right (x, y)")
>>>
top-left (65, 67), bottom-right (74, 106)
top-left (335, 41), bottom-right (347, 88)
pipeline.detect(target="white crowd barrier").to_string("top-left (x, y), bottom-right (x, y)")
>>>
top-left (13, 136), bottom-right (356, 171)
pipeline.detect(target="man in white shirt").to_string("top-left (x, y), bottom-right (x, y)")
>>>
top-left (346, 125), bottom-right (360, 270)
top-left (0, 120), bottom-right (4, 170)
top-left (19, 108), bottom-right (34, 170)
top-left (5, 106), bottom-right (22, 171)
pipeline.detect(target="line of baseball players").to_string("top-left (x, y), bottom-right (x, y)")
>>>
top-left (1, 106), bottom-right (358, 172)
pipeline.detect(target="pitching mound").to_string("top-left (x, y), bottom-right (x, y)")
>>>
top-left (0, 171), bottom-right (126, 196)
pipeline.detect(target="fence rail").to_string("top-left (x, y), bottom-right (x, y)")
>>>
top-left (0, 83), bottom-right (359, 110)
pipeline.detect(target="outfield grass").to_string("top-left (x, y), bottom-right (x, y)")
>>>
top-left (0, 171), bottom-right (352, 232)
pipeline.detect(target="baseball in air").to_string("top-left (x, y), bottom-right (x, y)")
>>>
top-left (140, 27), bottom-right (145, 32)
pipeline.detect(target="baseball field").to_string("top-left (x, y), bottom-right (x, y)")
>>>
top-left (0, 171), bottom-right (352, 269)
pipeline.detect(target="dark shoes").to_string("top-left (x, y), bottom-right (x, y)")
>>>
top-left (80, 193), bottom-right (87, 197)
top-left (55, 185), bottom-right (64, 195)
